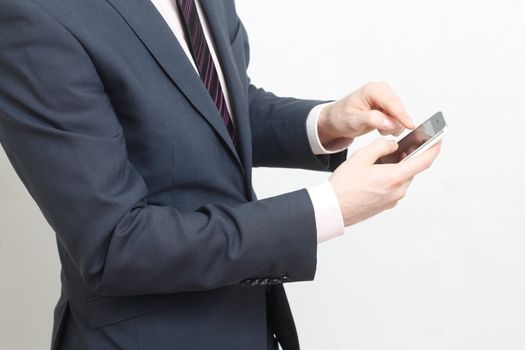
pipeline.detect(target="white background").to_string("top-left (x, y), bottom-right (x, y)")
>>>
top-left (1, 0), bottom-right (525, 349)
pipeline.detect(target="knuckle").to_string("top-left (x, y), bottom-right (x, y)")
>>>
top-left (371, 81), bottom-right (391, 95)
top-left (378, 81), bottom-right (390, 89)
top-left (422, 158), bottom-right (433, 170)
top-left (364, 81), bottom-right (380, 93)
top-left (389, 173), bottom-right (404, 188)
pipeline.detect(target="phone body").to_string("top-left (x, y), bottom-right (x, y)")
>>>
top-left (377, 111), bottom-right (449, 164)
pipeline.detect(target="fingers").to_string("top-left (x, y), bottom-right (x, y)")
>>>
top-left (362, 82), bottom-right (415, 130)
top-left (397, 142), bottom-right (441, 179)
top-left (356, 138), bottom-right (398, 164)
top-left (362, 110), bottom-right (405, 136)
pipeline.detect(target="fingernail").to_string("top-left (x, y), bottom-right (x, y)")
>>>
top-left (408, 116), bottom-right (415, 128)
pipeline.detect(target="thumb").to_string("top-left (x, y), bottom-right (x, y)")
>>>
top-left (356, 138), bottom-right (398, 163)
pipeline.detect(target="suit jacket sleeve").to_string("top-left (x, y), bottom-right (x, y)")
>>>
top-left (0, 1), bottom-right (317, 296)
top-left (235, 20), bottom-right (347, 171)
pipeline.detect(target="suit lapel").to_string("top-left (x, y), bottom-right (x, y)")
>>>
top-left (199, 0), bottom-right (253, 181)
top-left (104, 0), bottom-right (244, 172)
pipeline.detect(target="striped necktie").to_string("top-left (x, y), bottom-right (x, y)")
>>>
top-left (175, 0), bottom-right (238, 149)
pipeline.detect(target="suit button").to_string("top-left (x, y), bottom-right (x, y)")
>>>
top-left (241, 279), bottom-right (261, 287)
top-left (242, 277), bottom-right (288, 287)
top-left (249, 279), bottom-right (262, 286)
top-left (241, 279), bottom-right (253, 287)
top-left (267, 278), bottom-right (281, 285)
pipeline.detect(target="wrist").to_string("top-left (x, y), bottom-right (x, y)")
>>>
top-left (318, 103), bottom-right (337, 146)
top-left (328, 176), bottom-right (355, 228)
top-left (318, 103), bottom-right (354, 151)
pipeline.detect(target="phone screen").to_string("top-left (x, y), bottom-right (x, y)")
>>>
top-left (377, 112), bottom-right (446, 164)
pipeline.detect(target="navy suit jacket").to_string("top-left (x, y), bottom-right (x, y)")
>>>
top-left (0, 0), bottom-right (347, 349)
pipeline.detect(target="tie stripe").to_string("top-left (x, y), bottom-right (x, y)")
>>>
top-left (176, 0), bottom-right (238, 148)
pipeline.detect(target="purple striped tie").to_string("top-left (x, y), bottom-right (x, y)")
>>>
top-left (176, 0), bottom-right (238, 148)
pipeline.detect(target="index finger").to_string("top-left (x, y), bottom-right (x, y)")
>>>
top-left (364, 82), bottom-right (415, 130)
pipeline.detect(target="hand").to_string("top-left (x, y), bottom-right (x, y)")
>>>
top-left (318, 82), bottom-right (415, 150)
top-left (329, 138), bottom-right (441, 227)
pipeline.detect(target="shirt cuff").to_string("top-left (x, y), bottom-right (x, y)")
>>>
top-left (307, 182), bottom-right (345, 244)
top-left (306, 102), bottom-right (350, 155)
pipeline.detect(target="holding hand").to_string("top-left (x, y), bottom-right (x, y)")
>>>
top-left (329, 138), bottom-right (441, 227)
top-left (318, 82), bottom-right (415, 150)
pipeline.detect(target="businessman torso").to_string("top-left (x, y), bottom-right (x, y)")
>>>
top-left (0, 0), bottom-right (345, 349)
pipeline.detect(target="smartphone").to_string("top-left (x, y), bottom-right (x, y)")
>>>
top-left (377, 111), bottom-right (449, 164)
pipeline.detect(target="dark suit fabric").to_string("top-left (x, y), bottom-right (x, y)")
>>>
top-left (0, 0), bottom-right (346, 349)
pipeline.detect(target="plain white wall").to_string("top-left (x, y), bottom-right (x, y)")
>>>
top-left (1, 0), bottom-right (524, 349)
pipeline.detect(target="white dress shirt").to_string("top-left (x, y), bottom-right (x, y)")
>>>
top-left (150, 0), bottom-right (344, 243)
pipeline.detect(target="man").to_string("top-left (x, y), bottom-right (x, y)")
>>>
top-left (0, 0), bottom-right (440, 349)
